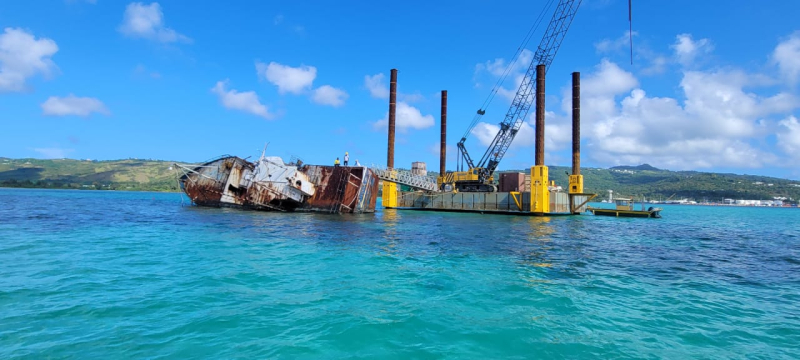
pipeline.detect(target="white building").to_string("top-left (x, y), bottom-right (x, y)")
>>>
top-left (411, 162), bottom-right (427, 176)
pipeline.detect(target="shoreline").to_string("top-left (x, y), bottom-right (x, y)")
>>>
top-left (0, 186), bottom-right (181, 194)
top-left (2, 186), bottom-right (796, 207)
top-left (592, 201), bottom-right (797, 208)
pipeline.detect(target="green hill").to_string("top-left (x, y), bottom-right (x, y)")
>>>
top-left (2, 157), bottom-right (799, 202)
top-left (499, 164), bottom-right (800, 203)
top-left (0, 158), bottom-right (181, 192)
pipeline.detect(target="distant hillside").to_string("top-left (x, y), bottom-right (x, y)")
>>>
top-left (498, 164), bottom-right (800, 203)
top-left (0, 158), bottom-right (180, 192)
top-left (610, 164), bottom-right (661, 171)
top-left (3, 158), bottom-right (800, 202)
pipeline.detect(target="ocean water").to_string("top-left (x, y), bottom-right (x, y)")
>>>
top-left (0, 188), bottom-right (798, 359)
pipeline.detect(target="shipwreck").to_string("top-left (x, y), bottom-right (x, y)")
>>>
top-left (174, 155), bottom-right (379, 213)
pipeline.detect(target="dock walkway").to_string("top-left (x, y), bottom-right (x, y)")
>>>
top-left (371, 167), bottom-right (438, 192)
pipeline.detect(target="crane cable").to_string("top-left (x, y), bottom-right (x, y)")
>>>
top-left (629, 0), bottom-right (634, 65)
top-left (460, 0), bottom-right (556, 141)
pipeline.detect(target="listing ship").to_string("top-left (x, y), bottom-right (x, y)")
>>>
top-left (175, 155), bottom-right (379, 213)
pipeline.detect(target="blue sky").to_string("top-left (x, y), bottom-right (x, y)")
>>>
top-left (2, 0), bottom-right (800, 179)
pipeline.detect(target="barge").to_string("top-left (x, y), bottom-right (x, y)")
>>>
top-left (385, 188), bottom-right (595, 216)
top-left (175, 155), bottom-right (379, 213)
top-left (588, 198), bottom-right (662, 218)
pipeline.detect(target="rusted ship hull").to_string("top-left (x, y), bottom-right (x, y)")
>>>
top-left (177, 156), bottom-right (379, 213)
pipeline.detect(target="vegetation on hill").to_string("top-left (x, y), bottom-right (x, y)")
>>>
top-left (2, 158), bottom-right (799, 202)
top-left (0, 158), bottom-right (180, 192)
top-left (499, 164), bottom-right (800, 203)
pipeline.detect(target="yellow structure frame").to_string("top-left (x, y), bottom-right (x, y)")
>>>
top-left (437, 168), bottom-right (494, 191)
top-left (510, 191), bottom-right (523, 211)
top-left (568, 174), bottom-right (584, 194)
top-left (382, 181), bottom-right (398, 208)
top-left (530, 165), bottom-right (549, 213)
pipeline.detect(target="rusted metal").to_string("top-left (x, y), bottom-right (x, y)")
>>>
top-left (440, 90), bottom-right (447, 175)
top-left (499, 172), bottom-right (525, 192)
top-left (177, 156), bottom-right (378, 213)
top-left (572, 71), bottom-right (580, 176)
top-left (387, 69), bottom-right (398, 169)
top-left (304, 165), bottom-right (378, 213)
top-left (535, 64), bottom-right (546, 166)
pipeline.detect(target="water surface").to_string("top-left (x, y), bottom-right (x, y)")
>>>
top-left (1, 188), bottom-right (798, 358)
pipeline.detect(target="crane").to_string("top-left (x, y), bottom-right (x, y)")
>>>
top-left (439, 0), bottom-right (581, 192)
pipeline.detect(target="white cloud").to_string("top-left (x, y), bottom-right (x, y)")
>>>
top-left (312, 85), bottom-right (348, 107)
top-left (132, 64), bottom-right (160, 79)
top-left (364, 73), bottom-right (388, 99)
top-left (470, 121), bottom-right (536, 149)
top-left (33, 147), bottom-right (74, 159)
top-left (465, 61), bottom-right (626, 159)
top-left (460, 33), bottom-right (800, 172)
top-left (399, 92), bottom-right (425, 103)
top-left (773, 31), bottom-right (800, 85)
top-left (118, 2), bottom-right (190, 43)
top-left (256, 61), bottom-right (316, 94)
top-left (595, 31), bottom-right (637, 53)
top-left (41, 95), bottom-right (109, 117)
top-left (473, 49), bottom-right (534, 99)
top-left (594, 31), bottom-right (669, 75)
top-left (641, 55), bottom-right (669, 75)
top-left (680, 70), bottom-right (797, 138)
top-left (583, 59), bottom-right (639, 97)
top-left (543, 111), bottom-right (572, 151)
top-left (364, 73), bottom-right (425, 102)
top-left (777, 116), bottom-right (800, 158)
top-left (556, 58), bottom-right (797, 170)
top-left (476, 49), bottom-right (533, 77)
top-left (470, 122), bottom-right (500, 147)
top-left (0, 28), bottom-right (58, 92)
top-left (372, 102), bottom-right (434, 131)
top-left (211, 80), bottom-right (274, 119)
top-left (566, 60), bottom-right (638, 138)
top-left (671, 33), bottom-right (713, 67)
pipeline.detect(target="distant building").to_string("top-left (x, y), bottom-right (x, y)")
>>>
top-left (733, 199), bottom-right (783, 206)
top-left (411, 162), bottom-right (427, 176)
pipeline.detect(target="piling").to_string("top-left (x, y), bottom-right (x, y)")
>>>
top-left (383, 69), bottom-right (399, 208)
top-left (535, 64), bottom-right (546, 166)
top-left (568, 71), bottom-right (584, 201)
top-left (572, 72), bottom-right (580, 176)
top-left (387, 69), bottom-right (397, 169)
top-left (440, 90), bottom-right (447, 175)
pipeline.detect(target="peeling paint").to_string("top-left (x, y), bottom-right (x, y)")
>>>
top-left (177, 155), bottom-right (378, 213)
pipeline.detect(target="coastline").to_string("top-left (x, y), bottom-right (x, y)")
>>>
top-left (0, 186), bottom-right (181, 194)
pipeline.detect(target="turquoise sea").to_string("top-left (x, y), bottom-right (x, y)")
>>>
top-left (1, 188), bottom-right (798, 359)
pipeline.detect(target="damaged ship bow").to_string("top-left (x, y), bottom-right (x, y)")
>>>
top-left (175, 155), bottom-right (379, 213)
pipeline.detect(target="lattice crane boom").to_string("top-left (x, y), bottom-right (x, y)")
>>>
top-left (464, 0), bottom-right (581, 184)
